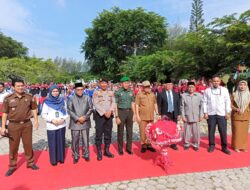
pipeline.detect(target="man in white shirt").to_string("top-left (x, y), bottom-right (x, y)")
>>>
top-left (203, 75), bottom-right (231, 155)
top-left (0, 82), bottom-right (10, 128)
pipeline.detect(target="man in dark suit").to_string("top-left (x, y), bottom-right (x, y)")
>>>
top-left (157, 78), bottom-right (181, 150)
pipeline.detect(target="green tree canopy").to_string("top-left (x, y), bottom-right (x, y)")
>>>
top-left (209, 10), bottom-right (250, 66)
top-left (81, 7), bottom-right (168, 79)
top-left (121, 50), bottom-right (195, 82)
top-left (0, 33), bottom-right (28, 58)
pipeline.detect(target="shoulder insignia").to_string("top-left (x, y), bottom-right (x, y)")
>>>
top-left (5, 93), bottom-right (13, 99)
top-left (26, 93), bottom-right (33, 97)
top-left (109, 91), bottom-right (114, 96)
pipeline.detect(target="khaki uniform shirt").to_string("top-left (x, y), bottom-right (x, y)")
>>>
top-left (93, 89), bottom-right (116, 116)
top-left (135, 91), bottom-right (156, 121)
top-left (2, 93), bottom-right (37, 122)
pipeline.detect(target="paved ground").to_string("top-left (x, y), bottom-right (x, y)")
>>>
top-left (0, 117), bottom-right (250, 190)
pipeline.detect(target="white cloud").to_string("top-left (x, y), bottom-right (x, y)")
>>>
top-left (0, 0), bottom-right (33, 33)
top-left (56, 0), bottom-right (66, 8)
top-left (0, 0), bottom-right (83, 61)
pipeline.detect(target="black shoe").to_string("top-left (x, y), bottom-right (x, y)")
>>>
top-left (193, 147), bottom-right (199, 151)
top-left (97, 154), bottom-right (102, 161)
top-left (170, 144), bottom-right (178, 150)
top-left (96, 145), bottom-right (102, 161)
top-left (83, 157), bottom-right (90, 162)
top-left (5, 168), bottom-right (16, 177)
top-left (147, 146), bottom-right (156, 152)
top-left (141, 147), bottom-right (147, 153)
top-left (118, 150), bottom-right (124, 155)
top-left (208, 146), bottom-right (215, 153)
top-left (222, 148), bottom-right (231, 155)
top-left (126, 149), bottom-right (133, 155)
top-left (27, 164), bottom-right (39, 170)
top-left (104, 145), bottom-right (114, 158)
top-left (73, 158), bottom-right (79, 164)
top-left (184, 146), bottom-right (189, 150)
top-left (51, 163), bottom-right (57, 166)
top-left (59, 161), bottom-right (64, 164)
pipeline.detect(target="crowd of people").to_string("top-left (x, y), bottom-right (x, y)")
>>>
top-left (0, 75), bottom-right (249, 177)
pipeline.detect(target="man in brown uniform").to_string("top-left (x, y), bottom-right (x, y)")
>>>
top-left (135, 81), bottom-right (159, 153)
top-left (0, 78), bottom-right (39, 176)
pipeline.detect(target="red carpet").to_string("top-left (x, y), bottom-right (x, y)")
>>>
top-left (1, 135), bottom-right (250, 190)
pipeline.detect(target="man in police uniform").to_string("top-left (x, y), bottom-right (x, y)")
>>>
top-left (114, 76), bottom-right (135, 155)
top-left (93, 78), bottom-right (116, 161)
top-left (0, 78), bottom-right (39, 176)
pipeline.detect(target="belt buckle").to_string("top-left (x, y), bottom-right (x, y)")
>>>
top-left (20, 121), bottom-right (24, 124)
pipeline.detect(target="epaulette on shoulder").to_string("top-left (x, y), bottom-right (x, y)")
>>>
top-left (5, 93), bottom-right (13, 99)
top-left (26, 93), bottom-right (33, 97)
top-left (108, 90), bottom-right (114, 95)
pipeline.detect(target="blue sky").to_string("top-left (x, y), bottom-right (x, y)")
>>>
top-left (0, 0), bottom-right (249, 62)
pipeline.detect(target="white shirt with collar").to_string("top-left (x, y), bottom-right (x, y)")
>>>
top-left (203, 86), bottom-right (231, 116)
top-left (41, 103), bottom-right (68, 130)
top-left (165, 90), bottom-right (173, 100)
top-left (0, 90), bottom-right (10, 103)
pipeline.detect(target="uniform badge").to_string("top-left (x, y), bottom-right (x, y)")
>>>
top-left (10, 99), bottom-right (15, 103)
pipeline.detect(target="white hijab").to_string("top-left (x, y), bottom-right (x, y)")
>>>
top-left (234, 80), bottom-right (250, 113)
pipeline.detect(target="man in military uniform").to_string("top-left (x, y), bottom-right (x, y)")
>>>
top-left (0, 78), bottom-right (39, 176)
top-left (135, 81), bottom-right (159, 153)
top-left (93, 78), bottom-right (116, 161)
top-left (114, 76), bottom-right (135, 155)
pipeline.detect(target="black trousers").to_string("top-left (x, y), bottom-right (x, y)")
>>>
top-left (117, 109), bottom-right (133, 151)
top-left (207, 115), bottom-right (227, 149)
top-left (94, 112), bottom-right (113, 146)
top-left (164, 112), bottom-right (177, 147)
top-left (165, 112), bottom-right (177, 123)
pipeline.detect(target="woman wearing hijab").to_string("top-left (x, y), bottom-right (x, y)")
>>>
top-left (41, 85), bottom-right (68, 165)
top-left (231, 80), bottom-right (250, 152)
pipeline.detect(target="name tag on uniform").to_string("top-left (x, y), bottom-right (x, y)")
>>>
top-left (55, 111), bottom-right (59, 118)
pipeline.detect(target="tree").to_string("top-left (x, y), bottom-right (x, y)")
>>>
top-left (0, 33), bottom-right (28, 58)
top-left (121, 50), bottom-right (195, 81)
top-left (166, 24), bottom-right (187, 50)
top-left (53, 57), bottom-right (89, 74)
top-left (81, 7), bottom-right (167, 79)
top-left (189, 0), bottom-right (205, 32)
top-left (209, 10), bottom-right (250, 66)
top-left (0, 57), bottom-right (72, 83)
